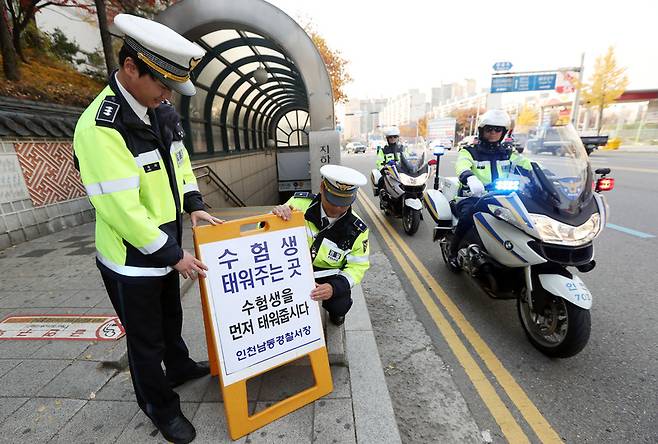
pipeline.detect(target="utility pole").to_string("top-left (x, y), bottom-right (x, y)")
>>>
top-left (570, 52), bottom-right (585, 128)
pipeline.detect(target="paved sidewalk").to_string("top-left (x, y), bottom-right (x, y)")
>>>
top-left (0, 208), bottom-right (401, 443)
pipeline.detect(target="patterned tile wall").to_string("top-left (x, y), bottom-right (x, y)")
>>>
top-left (14, 141), bottom-right (86, 207)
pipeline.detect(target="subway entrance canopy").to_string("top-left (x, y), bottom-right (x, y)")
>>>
top-left (156, 0), bottom-right (339, 192)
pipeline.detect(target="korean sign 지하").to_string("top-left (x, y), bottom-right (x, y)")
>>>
top-left (198, 219), bottom-right (324, 386)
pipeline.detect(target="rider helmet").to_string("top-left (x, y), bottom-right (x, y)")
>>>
top-left (384, 127), bottom-right (400, 137)
top-left (384, 127), bottom-right (400, 145)
top-left (477, 109), bottom-right (511, 148)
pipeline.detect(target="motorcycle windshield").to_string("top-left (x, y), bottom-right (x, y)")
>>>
top-left (399, 145), bottom-right (429, 175)
top-left (514, 124), bottom-right (593, 214)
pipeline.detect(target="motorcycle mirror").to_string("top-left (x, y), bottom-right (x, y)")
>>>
top-left (595, 168), bottom-right (611, 176)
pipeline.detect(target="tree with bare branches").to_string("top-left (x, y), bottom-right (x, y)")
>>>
top-left (6, 1), bottom-right (96, 62)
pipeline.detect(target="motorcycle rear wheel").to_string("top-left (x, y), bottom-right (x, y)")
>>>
top-left (517, 293), bottom-right (591, 358)
top-left (403, 208), bottom-right (421, 235)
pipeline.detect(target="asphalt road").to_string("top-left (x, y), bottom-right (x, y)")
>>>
top-left (344, 148), bottom-right (657, 443)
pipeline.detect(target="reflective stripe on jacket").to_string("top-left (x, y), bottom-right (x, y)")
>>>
top-left (73, 75), bottom-right (203, 280)
top-left (455, 145), bottom-right (532, 187)
top-left (286, 193), bottom-right (370, 287)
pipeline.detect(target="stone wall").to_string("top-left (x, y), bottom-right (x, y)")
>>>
top-left (0, 138), bottom-right (94, 250)
top-left (0, 136), bottom-right (280, 250)
top-left (194, 150), bottom-right (279, 209)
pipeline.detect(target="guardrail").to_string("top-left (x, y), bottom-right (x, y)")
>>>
top-left (193, 164), bottom-right (246, 208)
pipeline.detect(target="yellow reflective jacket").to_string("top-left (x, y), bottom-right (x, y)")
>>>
top-left (376, 143), bottom-right (404, 169)
top-left (455, 144), bottom-right (532, 190)
top-left (286, 192), bottom-right (369, 288)
top-left (73, 75), bottom-right (203, 280)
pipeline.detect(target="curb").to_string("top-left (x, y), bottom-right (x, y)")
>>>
top-left (345, 285), bottom-right (402, 443)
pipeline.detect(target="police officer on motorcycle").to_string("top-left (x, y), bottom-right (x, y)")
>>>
top-left (447, 109), bottom-right (531, 268)
top-left (374, 127), bottom-right (404, 196)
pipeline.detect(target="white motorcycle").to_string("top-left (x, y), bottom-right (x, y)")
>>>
top-left (423, 125), bottom-right (615, 357)
top-left (370, 145), bottom-right (431, 235)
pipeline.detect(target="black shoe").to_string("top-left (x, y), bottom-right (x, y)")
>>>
top-left (151, 414), bottom-right (196, 444)
top-left (329, 314), bottom-right (345, 326)
top-left (167, 361), bottom-right (210, 388)
top-left (447, 253), bottom-right (461, 272)
top-left (373, 187), bottom-right (379, 197)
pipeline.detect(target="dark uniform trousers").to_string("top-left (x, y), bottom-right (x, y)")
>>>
top-left (450, 197), bottom-right (488, 255)
top-left (101, 270), bottom-right (195, 422)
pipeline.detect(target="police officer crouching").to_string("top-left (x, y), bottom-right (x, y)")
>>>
top-left (73, 14), bottom-right (222, 444)
top-left (272, 165), bottom-right (370, 326)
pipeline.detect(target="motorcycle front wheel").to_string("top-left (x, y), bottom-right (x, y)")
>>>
top-left (517, 293), bottom-right (591, 358)
top-left (402, 208), bottom-right (420, 235)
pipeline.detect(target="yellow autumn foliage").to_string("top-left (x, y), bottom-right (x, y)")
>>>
top-left (0, 49), bottom-right (104, 107)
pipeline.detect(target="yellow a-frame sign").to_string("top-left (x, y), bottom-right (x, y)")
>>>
top-left (193, 212), bottom-right (333, 440)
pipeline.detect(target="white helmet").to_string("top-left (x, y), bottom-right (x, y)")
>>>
top-left (384, 127), bottom-right (400, 137)
top-left (477, 109), bottom-right (511, 129)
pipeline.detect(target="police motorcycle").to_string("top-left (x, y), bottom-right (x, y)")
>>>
top-left (423, 125), bottom-right (615, 357)
top-left (370, 144), bottom-right (431, 235)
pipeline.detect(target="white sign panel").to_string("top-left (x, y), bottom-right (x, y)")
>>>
top-left (0, 315), bottom-right (125, 341)
top-left (309, 130), bottom-right (341, 192)
top-left (199, 226), bottom-right (324, 386)
top-left (0, 153), bottom-right (30, 204)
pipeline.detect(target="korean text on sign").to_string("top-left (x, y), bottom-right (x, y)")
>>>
top-left (200, 225), bottom-right (324, 386)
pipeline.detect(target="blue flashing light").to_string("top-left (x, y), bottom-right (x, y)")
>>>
top-left (494, 179), bottom-right (520, 192)
top-left (433, 146), bottom-right (446, 156)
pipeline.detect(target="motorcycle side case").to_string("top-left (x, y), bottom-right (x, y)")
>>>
top-left (370, 169), bottom-right (381, 187)
top-left (423, 189), bottom-right (453, 224)
top-left (473, 212), bottom-right (546, 267)
top-left (538, 274), bottom-right (592, 309)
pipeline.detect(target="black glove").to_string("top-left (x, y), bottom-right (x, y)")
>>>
top-left (155, 101), bottom-right (184, 148)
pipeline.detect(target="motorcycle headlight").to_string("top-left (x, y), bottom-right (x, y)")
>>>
top-left (399, 173), bottom-right (413, 185)
top-left (529, 213), bottom-right (601, 246)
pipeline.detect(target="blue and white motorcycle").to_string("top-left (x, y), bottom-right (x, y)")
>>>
top-left (370, 145), bottom-right (431, 235)
top-left (423, 125), bottom-right (614, 357)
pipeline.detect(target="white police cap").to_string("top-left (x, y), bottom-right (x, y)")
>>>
top-left (320, 164), bottom-right (367, 207)
top-left (114, 14), bottom-right (205, 96)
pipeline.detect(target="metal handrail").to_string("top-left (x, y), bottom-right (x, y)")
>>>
top-left (193, 164), bottom-right (246, 207)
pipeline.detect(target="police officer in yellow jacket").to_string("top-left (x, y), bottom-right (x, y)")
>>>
top-left (374, 127), bottom-right (404, 195)
top-left (448, 109), bottom-right (532, 268)
top-left (272, 165), bottom-right (370, 326)
top-left (73, 14), bottom-right (221, 444)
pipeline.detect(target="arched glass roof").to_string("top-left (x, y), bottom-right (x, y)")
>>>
top-left (176, 28), bottom-right (309, 157)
